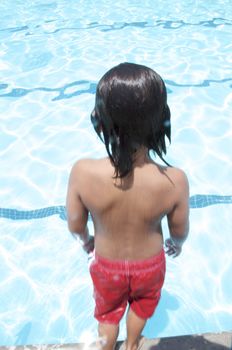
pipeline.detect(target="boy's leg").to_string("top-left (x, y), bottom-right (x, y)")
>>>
top-left (126, 307), bottom-right (146, 350)
top-left (98, 322), bottom-right (119, 350)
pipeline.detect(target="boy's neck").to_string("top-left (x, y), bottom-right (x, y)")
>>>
top-left (132, 146), bottom-right (151, 165)
top-left (112, 146), bottom-right (151, 189)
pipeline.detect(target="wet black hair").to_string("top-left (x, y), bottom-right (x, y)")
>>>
top-left (91, 62), bottom-right (171, 178)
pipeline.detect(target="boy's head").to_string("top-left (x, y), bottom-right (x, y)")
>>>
top-left (91, 62), bottom-right (171, 178)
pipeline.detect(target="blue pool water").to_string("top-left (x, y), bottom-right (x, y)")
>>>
top-left (0, 0), bottom-right (232, 346)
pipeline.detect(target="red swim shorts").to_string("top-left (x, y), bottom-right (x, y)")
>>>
top-left (89, 248), bottom-right (166, 324)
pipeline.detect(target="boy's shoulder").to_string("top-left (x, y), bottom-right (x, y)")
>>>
top-left (72, 157), bottom-right (95, 168)
top-left (164, 166), bottom-right (189, 193)
top-left (71, 158), bottom-right (95, 174)
top-left (70, 157), bottom-right (107, 176)
top-left (154, 163), bottom-right (188, 190)
top-left (165, 166), bottom-right (188, 182)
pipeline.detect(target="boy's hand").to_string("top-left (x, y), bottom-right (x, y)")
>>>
top-left (83, 236), bottom-right (95, 254)
top-left (165, 238), bottom-right (182, 258)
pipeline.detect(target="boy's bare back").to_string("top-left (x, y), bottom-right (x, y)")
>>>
top-left (68, 155), bottom-right (189, 260)
top-left (66, 63), bottom-right (191, 348)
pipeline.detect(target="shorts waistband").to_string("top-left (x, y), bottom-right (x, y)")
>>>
top-left (93, 248), bottom-right (165, 273)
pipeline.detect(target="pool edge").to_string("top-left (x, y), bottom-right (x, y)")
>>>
top-left (1, 331), bottom-right (231, 349)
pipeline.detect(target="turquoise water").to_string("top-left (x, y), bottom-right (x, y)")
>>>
top-left (0, 0), bottom-right (232, 346)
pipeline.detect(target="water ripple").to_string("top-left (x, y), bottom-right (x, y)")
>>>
top-left (0, 80), bottom-right (97, 100)
top-left (1, 17), bottom-right (231, 35)
top-left (0, 77), bottom-right (231, 101)
top-left (165, 78), bottom-right (232, 89)
top-left (0, 195), bottom-right (231, 223)
top-left (89, 17), bottom-right (232, 32)
top-left (0, 25), bottom-right (29, 33)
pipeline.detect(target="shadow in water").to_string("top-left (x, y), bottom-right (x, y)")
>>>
top-left (15, 322), bottom-right (32, 346)
top-left (143, 289), bottom-right (179, 338)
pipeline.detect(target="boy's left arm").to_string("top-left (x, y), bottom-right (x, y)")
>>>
top-left (66, 161), bottom-right (94, 253)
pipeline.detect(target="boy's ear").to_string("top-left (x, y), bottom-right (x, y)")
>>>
top-left (164, 105), bottom-right (171, 142)
top-left (90, 109), bottom-right (103, 133)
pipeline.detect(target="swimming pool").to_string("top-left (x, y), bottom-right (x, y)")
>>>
top-left (0, 0), bottom-right (232, 346)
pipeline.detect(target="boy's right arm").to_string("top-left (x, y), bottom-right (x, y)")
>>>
top-left (166, 169), bottom-right (189, 257)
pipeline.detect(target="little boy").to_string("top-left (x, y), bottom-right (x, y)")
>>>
top-left (66, 63), bottom-right (189, 350)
